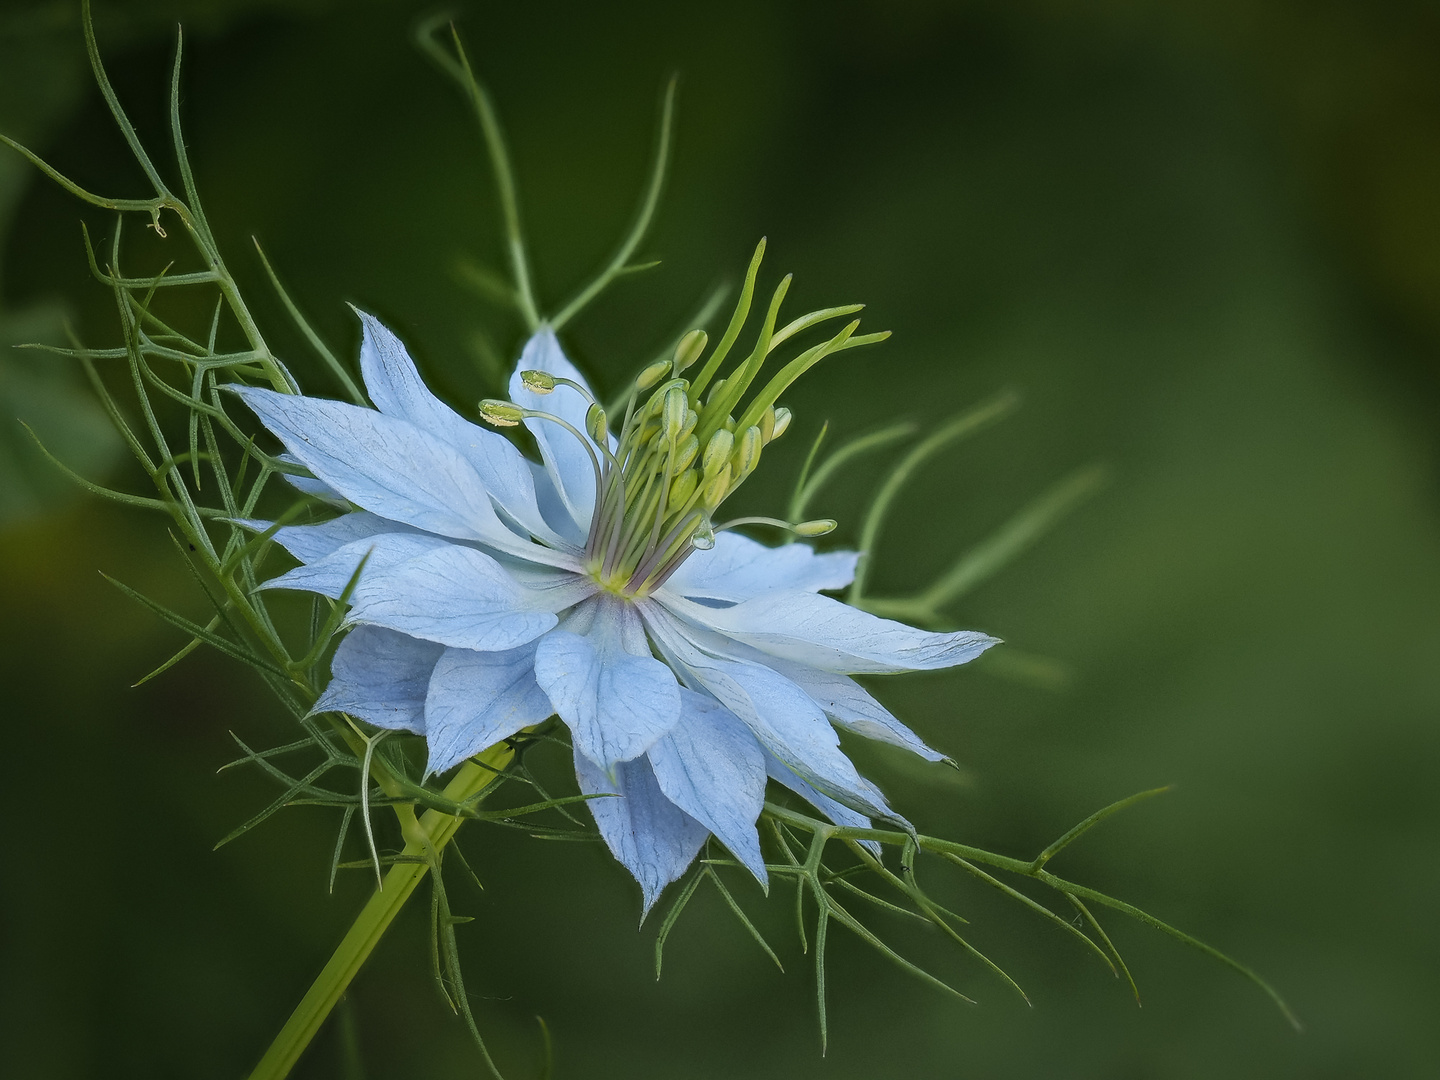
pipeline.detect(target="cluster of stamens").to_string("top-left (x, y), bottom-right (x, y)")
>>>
top-left (479, 241), bottom-right (888, 598)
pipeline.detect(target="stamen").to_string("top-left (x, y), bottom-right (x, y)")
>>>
top-left (477, 399), bottom-right (524, 426)
top-left (498, 405), bottom-right (609, 543)
top-left (635, 358), bottom-right (672, 391)
top-left (771, 405), bottom-right (793, 440)
top-left (540, 243), bottom-right (881, 596)
top-left (672, 329), bottom-right (707, 374)
top-left (714, 515), bottom-right (837, 536)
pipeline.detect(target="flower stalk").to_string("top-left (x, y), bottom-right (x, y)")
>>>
top-left (247, 747), bottom-right (514, 1080)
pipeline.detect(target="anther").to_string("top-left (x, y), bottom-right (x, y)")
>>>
top-left (793, 518), bottom-right (837, 536)
top-left (759, 406), bottom-right (777, 444)
top-left (668, 468), bottom-right (698, 510)
top-left (702, 465), bottom-right (732, 510)
top-left (644, 378), bottom-right (688, 417)
top-left (673, 329), bottom-right (708, 373)
top-left (663, 386), bottom-right (688, 441)
top-left (771, 406), bottom-right (793, 440)
top-left (701, 429), bottom-right (733, 478)
top-left (478, 399), bottom-right (524, 427)
top-left (636, 359), bottom-right (672, 392)
top-left (520, 369), bottom-right (556, 394)
top-left (731, 425), bottom-right (761, 480)
top-left (586, 402), bottom-right (609, 445)
top-left (671, 433), bottom-right (699, 474)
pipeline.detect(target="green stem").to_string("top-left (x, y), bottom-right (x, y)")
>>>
top-left (246, 746), bottom-right (514, 1080)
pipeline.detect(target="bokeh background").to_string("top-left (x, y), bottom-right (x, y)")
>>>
top-left (3, 1), bottom-right (1439, 1077)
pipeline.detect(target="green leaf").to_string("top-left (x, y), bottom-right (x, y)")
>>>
top-left (415, 18), bottom-right (540, 333)
top-left (942, 852), bottom-right (1115, 976)
top-left (1032, 785), bottom-right (1172, 871)
top-left (103, 573), bottom-right (288, 678)
top-left (789, 419), bottom-right (915, 522)
top-left (253, 240), bottom-right (365, 405)
top-left (849, 389), bottom-right (1020, 603)
top-left (653, 866), bottom-right (706, 979)
top-left (706, 867), bottom-right (784, 972)
top-left (551, 75), bottom-right (676, 330)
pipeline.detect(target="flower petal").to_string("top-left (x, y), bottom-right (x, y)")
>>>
top-left (347, 543), bottom-right (560, 651)
top-left (267, 511), bottom-right (423, 565)
top-left (277, 453), bottom-right (345, 504)
top-left (646, 689), bottom-right (768, 885)
top-left (260, 532), bottom-right (452, 598)
top-left (508, 328), bottom-right (605, 532)
top-left (770, 664), bottom-right (945, 762)
top-left (667, 590), bottom-right (999, 674)
top-left (573, 747), bottom-right (708, 917)
top-left (423, 643), bottom-right (554, 775)
top-left (533, 595), bottom-right (681, 771)
top-left (355, 310), bottom-right (573, 549)
top-left (640, 600), bottom-right (945, 762)
top-left (661, 531), bottom-right (859, 604)
top-left (641, 602), bottom-right (897, 823)
top-left (529, 459), bottom-right (588, 548)
top-left (235, 386), bottom-right (500, 537)
top-left (313, 626), bottom-right (443, 733)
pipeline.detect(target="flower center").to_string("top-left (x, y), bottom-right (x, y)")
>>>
top-left (478, 240), bottom-right (882, 596)
top-left (583, 362), bottom-right (772, 598)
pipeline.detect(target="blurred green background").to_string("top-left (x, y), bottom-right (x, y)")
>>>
top-left (3, 1), bottom-right (1439, 1077)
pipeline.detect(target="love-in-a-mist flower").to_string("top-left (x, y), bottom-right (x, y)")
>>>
top-left (235, 264), bottom-right (997, 911)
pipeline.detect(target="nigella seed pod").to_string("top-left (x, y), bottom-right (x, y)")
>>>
top-left (586, 402), bottom-right (609, 444)
top-left (702, 428), bottom-right (733, 477)
top-left (673, 329), bottom-right (708, 373)
top-left (519, 369), bottom-right (556, 394)
top-left (478, 398), bottom-right (524, 427)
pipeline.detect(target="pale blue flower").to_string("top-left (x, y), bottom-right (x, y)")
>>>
top-left (236, 312), bottom-right (997, 911)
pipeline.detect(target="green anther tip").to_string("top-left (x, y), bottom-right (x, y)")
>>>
top-left (793, 518), bottom-right (837, 537)
top-left (702, 465), bottom-right (732, 510)
top-left (673, 329), bottom-right (708, 373)
top-left (478, 399), bottom-right (524, 427)
top-left (759, 406), bottom-right (776, 444)
top-left (702, 428), bottom-right (734, 477)
top-left (585, 402), bottom-right (609, 444)
top-left (663, 386), bottom-right (689, 439)
top-left (771, 406), bottom-right (793, 440)
top-left (669, 468), bottom-right (699, 509)
top-left (732, 426), bottom-right (761, 478)
top-left (636, 359), bottom-right (671, 392)
top-left (672, 433), bottom-right (700, 473)
top-left (520, 369), bottom-right (556, 394)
